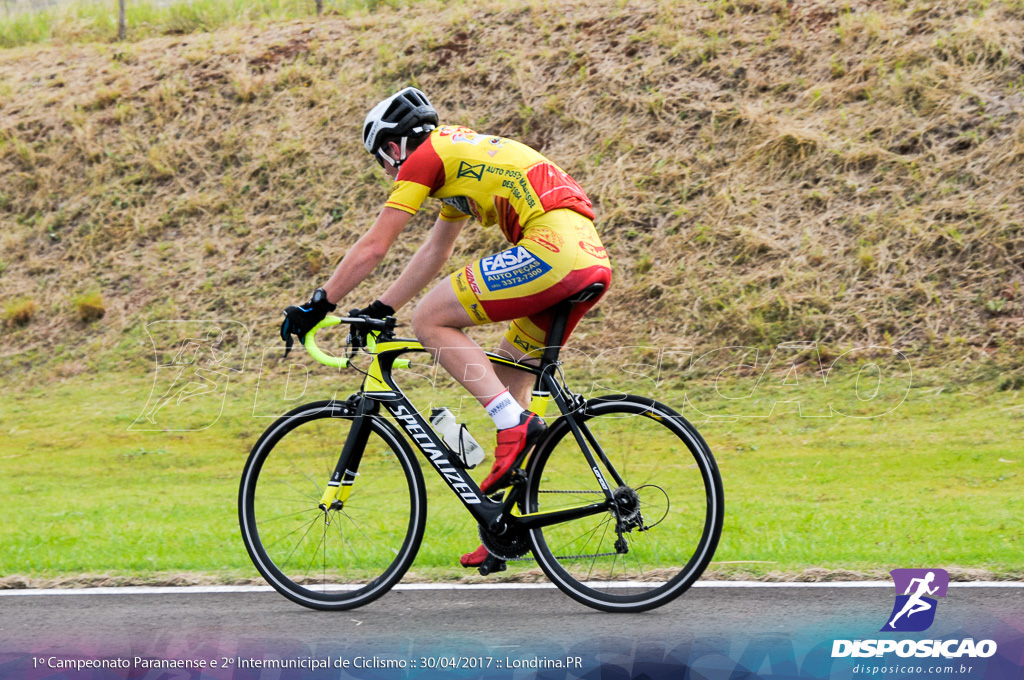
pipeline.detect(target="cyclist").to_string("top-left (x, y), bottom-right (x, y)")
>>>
top-left (280, 86), bottom-right (612, 567)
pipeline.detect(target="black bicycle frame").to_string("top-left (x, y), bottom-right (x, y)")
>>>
top-left (325, 340), bottom-right (620, 535)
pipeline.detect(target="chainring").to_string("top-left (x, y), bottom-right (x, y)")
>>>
top-left (478, 525), bottom-right (532, 561)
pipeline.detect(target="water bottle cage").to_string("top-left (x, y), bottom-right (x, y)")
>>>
top-left (452, 424), bottom-right (476, 469)
top-left (430, 407), bottom-right (484, 470)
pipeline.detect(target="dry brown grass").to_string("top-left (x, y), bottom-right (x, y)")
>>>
top-left (1, 0), bottom-right (1022, 374)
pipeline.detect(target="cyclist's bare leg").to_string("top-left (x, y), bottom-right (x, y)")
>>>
top-left (491, 337), bottom-right (537, 408)
top-left (415, 281), bottom-right (549, 567)
top-left (411, 281), bottom-right (512, 407)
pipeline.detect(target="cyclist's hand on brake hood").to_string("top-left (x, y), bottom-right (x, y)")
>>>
top-left (350, 300), bottom-right (395, 320)
top-left (280, 287), bottom-right (336, 356)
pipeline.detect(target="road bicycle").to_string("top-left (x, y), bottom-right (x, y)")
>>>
top-left (239, 284), bottom-right (724, 613)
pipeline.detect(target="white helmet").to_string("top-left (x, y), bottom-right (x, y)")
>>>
top-left (362, 87), bottom-right (438, 166)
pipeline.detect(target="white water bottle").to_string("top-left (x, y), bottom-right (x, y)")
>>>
top-left (430, 407), bottom-right (485, 469)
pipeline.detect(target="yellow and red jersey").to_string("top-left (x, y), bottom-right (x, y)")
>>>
top-left (385, 126), bottom-right (595, 244)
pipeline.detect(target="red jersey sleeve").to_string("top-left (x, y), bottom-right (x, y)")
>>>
top-left (383, 136), bottom-right (448, 215)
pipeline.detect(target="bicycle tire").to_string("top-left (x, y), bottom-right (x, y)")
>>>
top-left (525, 394), bottom-right (723, 613)
top-left (239, 400), bottom-right (426, 610)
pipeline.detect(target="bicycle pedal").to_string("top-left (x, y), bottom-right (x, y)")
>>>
top-left (477, 555), bottom-right (507, 576)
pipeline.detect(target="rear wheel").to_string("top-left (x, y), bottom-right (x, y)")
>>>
top-left (525, 395), bottom-right (723, 612)
top-left (239, 400), bottom-right (426, 610)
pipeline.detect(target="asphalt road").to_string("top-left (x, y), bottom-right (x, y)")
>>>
top-left (1, 584), bottom-right (1021, 679)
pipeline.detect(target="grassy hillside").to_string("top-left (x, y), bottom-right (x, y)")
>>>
top-left (1, 1), bottom-right (1023, 587)
top-left (1, 0), bottom-right (1023, 377)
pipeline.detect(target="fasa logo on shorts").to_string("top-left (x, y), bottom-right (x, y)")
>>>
top-left (482, 247), bottom-right (538, 275)
top-left (480, 247), bottom-right (551, 291)
top-left (881, 568), bottom-right (949, 632)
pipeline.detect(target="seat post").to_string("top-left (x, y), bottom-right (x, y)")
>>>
top-left (539, 282), bottom-right (606, 368)
top-left (541, 300), bottom-right (573, 367)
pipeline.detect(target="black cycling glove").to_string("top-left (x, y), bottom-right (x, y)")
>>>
top-left (280, 288), bottom-right (336, 356)
top-left (350, 299), bottom-right (395, 320)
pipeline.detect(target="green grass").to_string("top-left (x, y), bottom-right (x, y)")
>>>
top-left (2, 0), bottom-right (1021, 589)
top-left (0, 0), bottom-right (415, 49)
top-left (1, 357), bottom-right (1021, 587)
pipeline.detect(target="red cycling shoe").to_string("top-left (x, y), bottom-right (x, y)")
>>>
top-left (459, 413), bottom-right (545, 570)
top-left (460, 543), bottom-right (507, 575)
top-left (479, 411), bottom-right (547, 494)
top-left (460, 544), bottom-right (490, 568)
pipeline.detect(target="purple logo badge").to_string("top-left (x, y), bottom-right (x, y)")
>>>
top-left (881, 568), bottom-right (949, 632)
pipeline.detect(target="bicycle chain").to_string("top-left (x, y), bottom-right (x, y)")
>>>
top-left (494, 488), bottom-right (645, 561)
top-left (500, 550), bottom-right (622, 562)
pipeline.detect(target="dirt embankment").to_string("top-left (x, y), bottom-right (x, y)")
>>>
top-left (1, 0), bottom-right (1022, 376)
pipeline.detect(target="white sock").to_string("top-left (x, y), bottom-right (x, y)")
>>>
top-left (485, 390), bottom-right (525, 430)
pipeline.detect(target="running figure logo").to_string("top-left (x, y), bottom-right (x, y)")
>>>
top-left (881, 568), bottom-right (949, 632)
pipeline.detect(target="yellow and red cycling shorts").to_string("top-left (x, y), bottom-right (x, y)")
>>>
top-left (450, 209), bottom-right (612, 358)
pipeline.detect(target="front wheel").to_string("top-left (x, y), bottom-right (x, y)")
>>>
top-left (239, 400), bottom-right (426, 610)
top-left (525, 395), bottom-right (724, 612)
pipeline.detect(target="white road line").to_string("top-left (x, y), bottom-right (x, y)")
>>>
top-left (0, 581), bottom-right (1020, 597)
